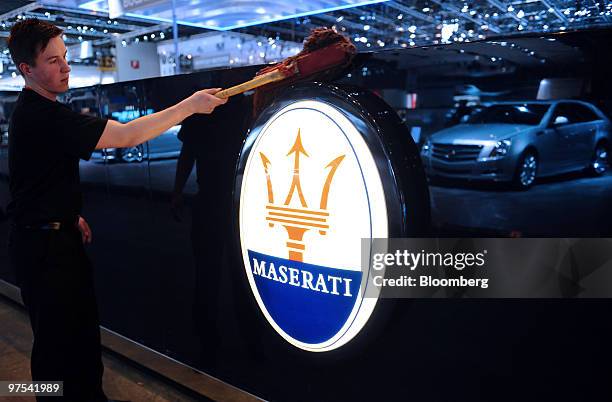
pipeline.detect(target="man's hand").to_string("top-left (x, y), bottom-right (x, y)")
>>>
top-left (77, 216), bottom-right (92, 244)
top-left (186, 88), bottom-right (227, 114)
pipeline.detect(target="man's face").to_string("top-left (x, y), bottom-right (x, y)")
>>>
top-left (21, 35), bottom-right (71, 94)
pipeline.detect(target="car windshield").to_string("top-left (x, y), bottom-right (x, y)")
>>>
top-left (466, 104), bottom-right (550, 125)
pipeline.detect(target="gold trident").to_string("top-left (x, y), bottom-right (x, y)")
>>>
top-left (259, 128), bottom-right (345, 262)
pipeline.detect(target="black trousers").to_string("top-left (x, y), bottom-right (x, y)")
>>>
top-left (8, 226), bottom-right (107, 402)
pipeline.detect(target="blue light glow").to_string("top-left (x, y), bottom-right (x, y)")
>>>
top-left (65, 0), bottom-right (390, 31)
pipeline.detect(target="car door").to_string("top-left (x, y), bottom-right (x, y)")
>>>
top-left (538, 103), bottom-right (569, 175)
top-left (545, 103), bottom-right (581, 173)
top-left (148, 124), bottom-right (182, 159)
top-left (570, 103), bottom-right (601, 167)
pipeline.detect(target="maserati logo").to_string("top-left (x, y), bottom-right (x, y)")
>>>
top-left (238, 99), bottom-right (388, 352)
top-left (259, 128), bottom-right (345, 262)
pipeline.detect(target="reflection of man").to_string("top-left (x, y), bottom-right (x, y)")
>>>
top-left (172, 95), bottom-right (252, 359)
top-left (6, 19), bottom-right (226, 402)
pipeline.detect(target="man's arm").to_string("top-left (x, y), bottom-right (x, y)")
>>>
top-left (96, 88), bottom-right (226, 150)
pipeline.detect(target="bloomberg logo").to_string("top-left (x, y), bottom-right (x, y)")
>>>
top-left (239, 100), bottom-right (388, 352)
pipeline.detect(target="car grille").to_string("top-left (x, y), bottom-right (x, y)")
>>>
top-left (432, 143), bottom-right (483, 162)
top-left (432, 166), bottom-right (471, 175)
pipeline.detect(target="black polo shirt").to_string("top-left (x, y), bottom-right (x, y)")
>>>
top-left (6, 87), bottom-right (108, 225)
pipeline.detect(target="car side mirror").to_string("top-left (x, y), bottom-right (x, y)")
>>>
top-left (552, 116), bottom-right (569, 126)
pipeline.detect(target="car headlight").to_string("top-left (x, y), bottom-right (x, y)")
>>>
top-left (489, 139), bottom-right (511, 158)
top-left (421, 140), bottom-right (432, 154)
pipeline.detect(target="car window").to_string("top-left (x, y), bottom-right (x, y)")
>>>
top-left (572, 103), bottom-right (601, 122)
top-left (551, 103), bottom-right (582, 124)
top-left (466, 104), bottom-right (550, 125)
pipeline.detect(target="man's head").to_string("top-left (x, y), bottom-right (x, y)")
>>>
top-left (7, 18), bottom-right (70, 95)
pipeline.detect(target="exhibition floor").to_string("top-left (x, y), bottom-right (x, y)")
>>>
top-left (0, 295), bottom-right (209, 402)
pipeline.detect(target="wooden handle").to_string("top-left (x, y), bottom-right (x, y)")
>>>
top-left (214, 69), bottom-right (288, 99)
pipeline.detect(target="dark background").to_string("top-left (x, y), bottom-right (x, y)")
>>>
top-left (1, 29), bottom-right (611, 401)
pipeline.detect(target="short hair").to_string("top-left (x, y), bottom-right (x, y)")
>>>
top-left (7, 18), bottom-right (63, 75)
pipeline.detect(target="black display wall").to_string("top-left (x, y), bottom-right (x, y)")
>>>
top-left (1, 29), bottom-right (612, 401)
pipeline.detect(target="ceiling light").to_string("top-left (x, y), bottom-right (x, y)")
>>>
top-left (441, 23), bottom-right (458, 42)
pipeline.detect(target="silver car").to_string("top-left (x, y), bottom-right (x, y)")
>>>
top-left (421, 100), bottom-right (611, 189)
top-left (91, 125), bottom-right (182, 163)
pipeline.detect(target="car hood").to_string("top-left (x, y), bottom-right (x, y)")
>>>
top-left (430, 124), bottom-right (534, 143)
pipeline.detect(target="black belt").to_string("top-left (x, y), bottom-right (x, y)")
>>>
top-left (12, 218), bottom-right (78, 231)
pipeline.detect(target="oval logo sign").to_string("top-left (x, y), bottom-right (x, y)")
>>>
top-left (239, 100), bottom-right (388, 352)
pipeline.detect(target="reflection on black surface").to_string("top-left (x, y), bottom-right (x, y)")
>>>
top-left (170, 94), bottom-right (253, 361)
top-left (421, 99), bottom-right (610, 190)
top-left (352, 31), bottom-right (612, 235)
top-left (467, 103), bottom-right (550, 125)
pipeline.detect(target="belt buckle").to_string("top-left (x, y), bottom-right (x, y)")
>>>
top-left (40, 222), bottom-right (62, 230)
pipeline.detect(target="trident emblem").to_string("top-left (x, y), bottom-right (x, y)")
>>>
top-left (259, 128), bottom-right (345, 262)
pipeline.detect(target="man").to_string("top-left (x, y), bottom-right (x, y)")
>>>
top-left (6, 18), bottom-right (226, 402)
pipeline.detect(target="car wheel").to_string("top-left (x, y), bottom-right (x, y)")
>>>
top-left (513, 151), bottom-right (537, 190)
top-left (588, 142), bottom-right (609, 176)
top-left (120, 145), bottom-right (144, 163)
